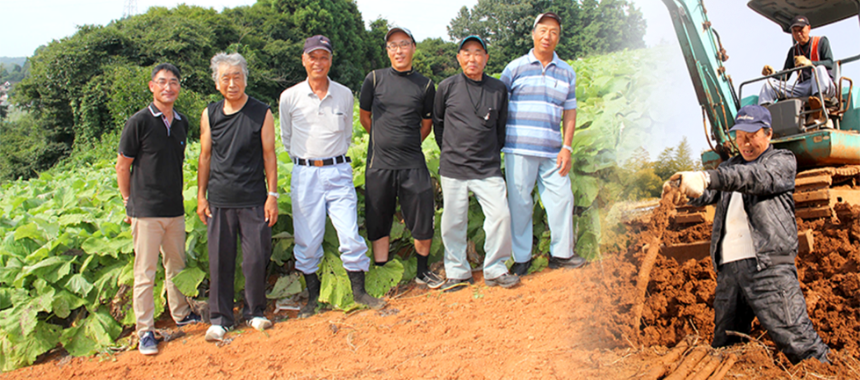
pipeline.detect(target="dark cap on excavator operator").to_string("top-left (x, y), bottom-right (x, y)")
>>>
top-left (790, 15), bottom-right (810, 29)
top-left (730, 105), bottom-right (772, 133)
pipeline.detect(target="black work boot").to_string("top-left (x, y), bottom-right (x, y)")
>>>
top-left (347, 270), bottom-right (385, 309)
top-left (299, 272), bottom-right (321, 318)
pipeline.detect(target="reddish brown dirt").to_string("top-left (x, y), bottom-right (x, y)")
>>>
top-left (4, 203), bottom-right (860, 379)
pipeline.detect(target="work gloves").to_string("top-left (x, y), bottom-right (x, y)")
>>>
top-left (794, 55), bottom-right (813, 68)
top-left (661, 171), bottom-right (709, 205)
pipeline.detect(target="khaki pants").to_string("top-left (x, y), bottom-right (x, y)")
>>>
top-left (132, 216), bottom-right (190, 335)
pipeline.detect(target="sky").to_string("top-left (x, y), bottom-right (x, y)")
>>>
top-left (3, 0), bottom-right (860, 162)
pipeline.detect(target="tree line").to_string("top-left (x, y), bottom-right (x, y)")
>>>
top-left (1, 0), bottom-right (645, 183)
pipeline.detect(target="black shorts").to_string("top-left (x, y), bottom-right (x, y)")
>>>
top-left (365, 167), bottom-right (435, 241)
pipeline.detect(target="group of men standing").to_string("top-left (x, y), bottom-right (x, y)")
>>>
top-left (116, 11), bottom-right (585, 356)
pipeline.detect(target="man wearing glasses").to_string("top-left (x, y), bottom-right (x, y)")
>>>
top-left (280, 35), bottom-right (383, 315)
top-left (116, 63), bottom-right (201, 356)
top-left (433, 36), bottom-right (520, 292)
top-left (501, 12), bottom-right (586, 275)
top-left (359, 27), bottom-right (443, 289)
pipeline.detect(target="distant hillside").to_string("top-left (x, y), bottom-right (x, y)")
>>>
top-left (0, 57), bottom-right (27, 67)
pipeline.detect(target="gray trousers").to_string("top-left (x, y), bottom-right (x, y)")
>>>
top-left (207, 206), bottom-right (271, 327)
top-left (440, 176), bottom-right (512, 280)
top-left (712, 259), bottom-right (829, 363)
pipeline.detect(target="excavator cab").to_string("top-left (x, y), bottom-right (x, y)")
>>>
top-left (737, 0), bottom-right (858, 141)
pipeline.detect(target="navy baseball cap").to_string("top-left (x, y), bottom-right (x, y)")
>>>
top-left (458, 35), bottom-right (487, 52)
top-left (790, 15), bottom-right (810, 29)
top-left (385, 27), bottom-right (415, 44)
top-left (304, 35), bottom-right (333, 54)
top-left (730, 105), bottom-right (772, 133)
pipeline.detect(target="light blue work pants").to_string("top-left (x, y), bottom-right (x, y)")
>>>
top-left (440, 176), bottom-right (512, 280)
top-left (504, 153), bottom-right (575, 263)
top-left (291, 162), bottom-right (369, 273)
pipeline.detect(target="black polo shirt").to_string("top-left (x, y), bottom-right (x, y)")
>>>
top-left (433, 73), bottom-right (508, 180)
top-left (359, 67), bottom-right (435, 170)
top-left (119, 103), bottom-right (188, 217)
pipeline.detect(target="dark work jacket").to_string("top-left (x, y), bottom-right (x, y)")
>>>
top-left (689, 147), bottom-right (798, 272)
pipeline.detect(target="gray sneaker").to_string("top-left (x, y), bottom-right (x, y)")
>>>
top-left (440, 277), bottom-right (474, 293)
top-left (416, 271), bottom-right (445, 289)
top-left (138, 331), bottom-right (158, 355)
top-left (548, 254), bottom-right (587, 269)
top-left (205, 325), bottom-right (228, 342)
top-left (485, 273), bottom-right (520, 288)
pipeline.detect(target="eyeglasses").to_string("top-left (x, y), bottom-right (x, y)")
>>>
top-left (154, 79), bottom-right (180, 88)
top-left (386, 41), bottom-right (412, 51)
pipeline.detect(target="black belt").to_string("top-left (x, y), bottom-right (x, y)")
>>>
top-left (293, 155), bottom-right (351, 167)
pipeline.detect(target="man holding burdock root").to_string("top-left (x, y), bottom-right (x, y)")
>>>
top-left (664, 105), bottom-right (830, 364)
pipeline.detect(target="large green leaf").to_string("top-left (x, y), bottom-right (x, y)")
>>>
top-left (266, 272), bottom-right (303, 299)
top-left (317, 251), bottom-right (354, 309)
top-left (51, 290), bottom-right (86, 319)
top-left (572, 175), bottom-right (600, 207)
top-left (65, 274), bottom-right (94, 298)
top-left (172, 266), bottom-right (206, 297)
top-left (366, 259), bottom-right (403, 298)
top-left (60, 309), bottom-right (122, 357)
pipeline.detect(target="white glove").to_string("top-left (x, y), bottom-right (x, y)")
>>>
top-left (669, 171), bottom-right (708, 199)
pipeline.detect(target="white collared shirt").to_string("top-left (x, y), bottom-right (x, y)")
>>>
top-left (279, 78), bottom-right (353, 159)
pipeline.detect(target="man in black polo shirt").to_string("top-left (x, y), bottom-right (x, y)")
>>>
top-left (434, 36), bottom-right (520, 292)
top-left (116, 63), bottom-right (200, 356)
top-left (359, 27), bottom-right (443, 289)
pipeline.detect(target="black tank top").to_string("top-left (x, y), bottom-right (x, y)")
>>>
top-left (207, 96), bottom-right (270, 208)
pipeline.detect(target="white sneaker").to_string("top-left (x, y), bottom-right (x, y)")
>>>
top-left (205, 325), bottom-right (227, 342)
top-left (247, 317), bottom-right (273, 331)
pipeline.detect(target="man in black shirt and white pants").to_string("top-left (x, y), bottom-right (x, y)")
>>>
top-left (359, 27), bottom-right (443, 289)
top-left (197, 53), bottom-right (279, 342)
top-left (116, 63), bottom-right (201, 355)
top-left (434, 36), bottom-right (520, 292)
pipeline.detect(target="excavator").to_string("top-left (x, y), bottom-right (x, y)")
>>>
top-left (662, 0), bottom-right (860, 227)
top-left (649, 0), bottom-right (860, 261)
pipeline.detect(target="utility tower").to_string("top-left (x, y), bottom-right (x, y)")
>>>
top-left (123, 0), bottom-right (138, 18)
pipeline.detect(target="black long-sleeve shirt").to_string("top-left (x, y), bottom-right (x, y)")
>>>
top-left (781, 35), bottom-right (834, 82)
top-left (433, 73), bottom-right (508, 180)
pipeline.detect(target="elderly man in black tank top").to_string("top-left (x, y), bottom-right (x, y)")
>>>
top-left (197, 52), bottom-right (279, 342)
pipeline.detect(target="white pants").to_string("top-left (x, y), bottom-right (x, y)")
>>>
top-left (291, 162), bottom-right (369, 274)
top-left (758, 65), bottom-right (836, 105)
top-left (440, 176), bottom-right (512, 280)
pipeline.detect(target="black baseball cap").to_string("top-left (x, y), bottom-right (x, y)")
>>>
top-left (533, 12), bottom-right (562, 29)
top-left (790, 15), bottom-right (810, 29)
top-left (458, 35), bottom-right (487, 52)
top-left (304, 35), bottom-right (333, 54)
top-left (385, 27), bottom-right (415, 44)
top-left (730, 105), bottom-right (772, 133)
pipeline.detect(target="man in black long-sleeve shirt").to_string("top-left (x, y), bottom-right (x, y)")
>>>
top-left (433, 35), bottom-right (520, 292)
top-left (758, 15), bottom-right (836, 109)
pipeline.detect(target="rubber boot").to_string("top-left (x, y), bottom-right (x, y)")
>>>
top-left (347, 271), bottom-right (385, 309)
top-left (298, 272), bottom-right (320, 318)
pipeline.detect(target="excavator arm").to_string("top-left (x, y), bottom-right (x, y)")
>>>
top-left (662, 0), bottom-right (739, 163)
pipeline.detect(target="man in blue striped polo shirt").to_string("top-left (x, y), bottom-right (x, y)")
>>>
top-left (500, 12), bottom-right (586, 275)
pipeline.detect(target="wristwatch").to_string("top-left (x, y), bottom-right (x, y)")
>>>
top-left (562, 145), bottom-right (573, 153)
top-left (267, 192), bottom-right (280, 199)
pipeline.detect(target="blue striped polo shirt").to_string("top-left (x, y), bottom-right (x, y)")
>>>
top-left (500, 49), bottom-right (577, 158)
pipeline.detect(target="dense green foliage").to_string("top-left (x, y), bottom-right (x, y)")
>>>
top-left (0, 62), bottom-right (29, 84)
top-left (2, 0), bottom-right (645, 183)
top-left (8, 0), bottom-right (382, 183)
top-left (0, 47), bottom-right (661, 370)
top-left (447, 0), bottom-right (646, 74)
